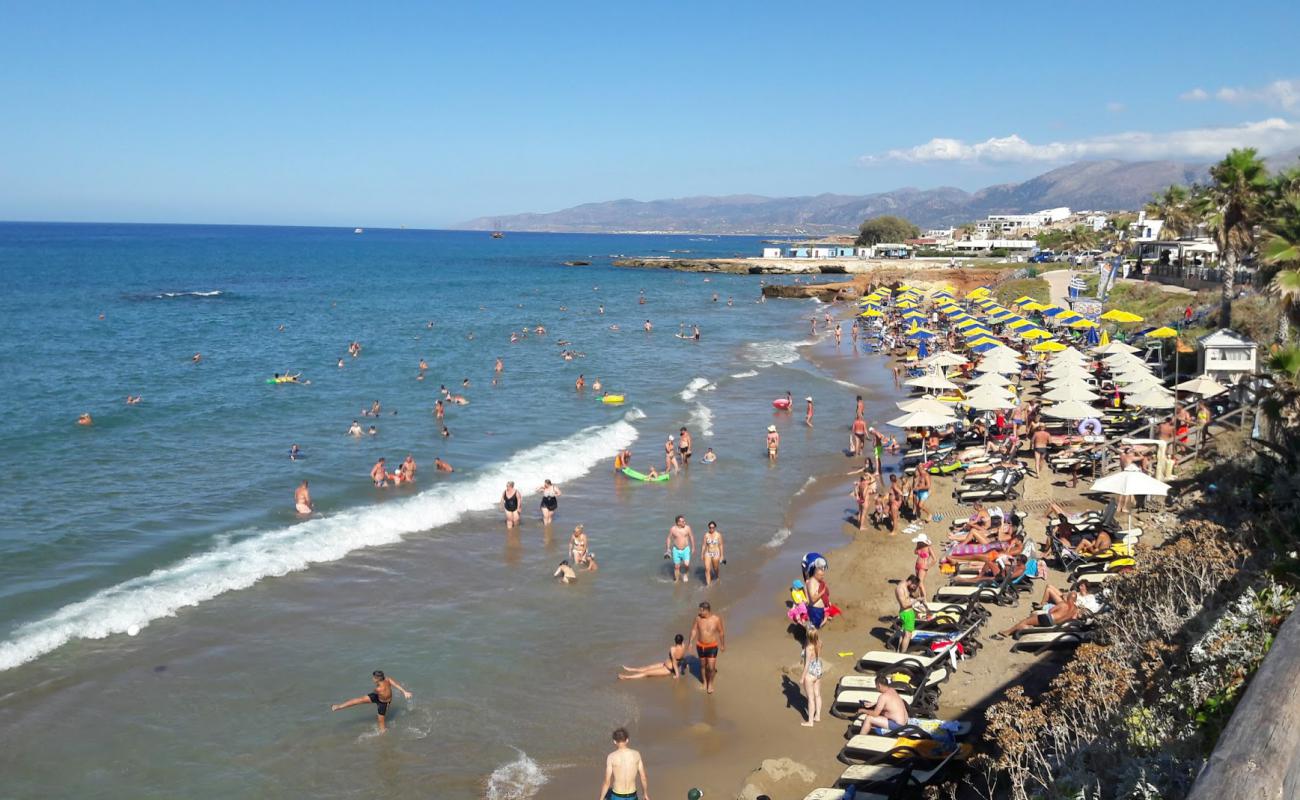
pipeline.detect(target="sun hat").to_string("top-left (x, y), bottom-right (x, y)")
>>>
top-left (912, 533), bottom-right (931, 545)
top-left (767, 424), bottom-right (777, 432)
top-left (806, 396), bottom-right (813, 401)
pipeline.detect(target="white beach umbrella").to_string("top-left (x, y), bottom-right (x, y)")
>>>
top-left (1113, 372), bottom-right (1162, 387)
top-left (976, 362), bottom-right (1020, 376)
top-left (1175, 374), bottom-right (1228, 398)
top-left (905, 373), bottom-right (959, 391)
top-left (968, 371), bottom-right (1016, 388)
top-left (924, 351), bottom-right (967, 368)
top-left (1042, 383), bottom-right (1102, 403)
top-left (1047, 363), bottom-right (1091, 378)
top-left (1043, 399), bottom-right (1102, 420)
top-left (886, 410), bottom-right (960, 429)
top-left (1089, 465), bottom-right (1171, 527)
top-left (1104, 353), bottom-right (1148, 369)
top-left (1094, 341), bottom-right (1141, 355)
top-left (1125, 388), bottom-right (1176, 408)
top-left (966, 393), bottom-right (1016, 411)
top-left (896, 396), bottom-right (957, 416)
top-left (1052, 346), bottom-right (1088, 362)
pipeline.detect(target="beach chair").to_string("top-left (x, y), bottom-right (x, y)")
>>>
top-left (839, 733), bottom-right (973, 766)
top-left (1010, 627), bottom-right (1095, 653)
top-left (831, 686), bottom-right (935, 719)
top-left (847, 716), bottom-right (972, 738)
top-left (933, 573), bottom-right (1017, 606)
top-left (836, 665), bottom-right (949, 694)
top-left (954, 468), bottom-right (1025, 503)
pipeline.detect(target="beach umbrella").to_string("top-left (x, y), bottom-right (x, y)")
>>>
top-left (966, 384), bottom-right (1016, 403)
top-left (967, 336), bottom-right (1001, 348)
top-left (969, 341), bottom-right (1000, 354)
top-left (1094, 341), bottom-right (1140, 355)
top-left (976, 361), bottom-right (1020, 375)
top-left (1012, 295), bottom-right (1036, 306)
top-left (1175, 374), bottom-right (1228, 398)
top-left (1022, 301), bottom-right (1050, 312)
top-left (1056, 311), bottom-right (1085, 324)
top-left (1043, 400), bottom-right (1102, 420)
top-left (886, 410), bottom-right (959, 430)
top-left (966, 287), bottom-right (991, 299)
top-left (859, 309), bottom-right (883, 318)
top-left (968, 371), bottom-right (1015, 387)
top-left (906, 328), bottom-right (937, 339)
top-left (1085, 325), bottom-right (1102, 346)
top-left (1032, 340), bottom-right (1067, 352)
top-left (1040, 305), bottom-right (1067, 317)
top-left (923, 351), bottom-right (967, 368)
top-left (1047, 364), bottom-right (1092, 379)
top-left (1089, 465), bottom-right (1171, 528)
top-left (1069, 318), bottom-right (1099, 329)
top-left (966, 393), bottom-right (1016, 411)
top-left (1125, 388), bottom-right (1175, 409)
top-left (905, 373), bottom-right (959, 391)
top-left (1042, 383), bottom-right (1102, 403)
top-left (1143, 327), bottom-right (1179, 339)
top-left (1052, 346), bottom-right (1088, 361)
top-left (1018, 328), bottom-right (1055, 340)
top-left (1100, 309), bottom-right (1144, 323)
top-left (896, 396), bottom-right (957, 416)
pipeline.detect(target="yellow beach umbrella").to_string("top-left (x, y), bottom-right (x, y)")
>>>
top-left (1011, 296), bottom-right (1035, 306)
top-left (1100, 309), bottom-right (1144, 323)
top-left (859, 309), bottom-right (883, 318)
top-left (967, 336), bottom-right (1001, 347)
top-left (1021, 301), bottom-right (1049, 312)
top-left (1032, 340), bottom-right (1067, 352)
top-left (1069, 319), bottom-right (1098, 329)
top-left (1146, 327), bottom-right (1178, 339)
top-left (966, 287), bottom-right (991, 299)
top-left (1020, 328), bottom-right (1055, 340)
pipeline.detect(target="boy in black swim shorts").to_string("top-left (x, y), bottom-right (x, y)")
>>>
top-left (331, 670), bottom-right (412, 732)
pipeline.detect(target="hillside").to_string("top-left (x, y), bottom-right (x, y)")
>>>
top-left (453, 159), bottom-right (1229, 234)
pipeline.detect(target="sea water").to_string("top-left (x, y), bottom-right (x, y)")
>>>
top-left (0, 223), bottom-right (891, 798)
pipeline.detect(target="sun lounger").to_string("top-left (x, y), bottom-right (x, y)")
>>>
top-left (1009, 628), bottom-right (1094, 653)
top-left (839, 734), bottom-right (972, 765)
top-left (803, 789), bottom-right (888, 800)
top-left (836, 667), bottom-right (949, 693)
top-left (856, 650), bottom-right (945, 673)
top-left (831, 687), bottom-right (918, 719)
top-left (847, 716), bottom-right (973, 737)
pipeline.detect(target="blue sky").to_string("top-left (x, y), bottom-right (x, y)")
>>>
top-left (2, 1), bottom-right (1298, 226)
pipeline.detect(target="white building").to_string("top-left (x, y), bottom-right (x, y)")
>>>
top-left (1129, 211), bottom-right (1165, 241)
top-left (952, 239), bottom-right (1038, 252)
top-left (980, 207), bottom-right (1073, 235)
top-left (924, 228), bottom-right (955, 242)
top-left (1083, 214), bottom-right (1109, 231)
top-left (1197, 329), bottom-right (1256, 384)
top-left (761, 247), bottom-right (783, 259)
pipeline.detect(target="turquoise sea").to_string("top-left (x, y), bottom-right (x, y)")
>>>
top-left (0, 223), bottom-right (894, 798)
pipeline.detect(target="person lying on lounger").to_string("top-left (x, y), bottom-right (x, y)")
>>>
top-left (993, 581), bottom-right (1097, 639)
top-left (859, 673), bottom-right (909, 731)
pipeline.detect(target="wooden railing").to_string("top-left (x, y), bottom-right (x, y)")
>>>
top-left (1187, 607), bottom-right (1300, 799)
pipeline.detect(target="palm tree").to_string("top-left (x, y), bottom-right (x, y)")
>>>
top-left (1146, 184), bottom-right (1197, 240)
top-left (1200, 149), bottom-right (1271, 328)
top-left (1264, 191), bottom-right (1300, 342)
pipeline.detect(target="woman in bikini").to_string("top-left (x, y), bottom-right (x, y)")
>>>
top-left (618, 634), bottom-right (687, 680)
top-left (537, 479), bottom-right (561, 525)
top-left (569, 524), bottom-right (597, 571)
top-left (501, 481), bottom-right (521, 529)
top-left (701, 521), bottom-right (725, 586)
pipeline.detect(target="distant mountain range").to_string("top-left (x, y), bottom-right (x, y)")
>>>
top-left (454, 152), bottom-right (1300, 235)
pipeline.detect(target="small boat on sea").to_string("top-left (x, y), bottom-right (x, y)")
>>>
top-left (354, 228), bottom-right (364, 234)
top-left (491, 231), bottom-right (505, 239)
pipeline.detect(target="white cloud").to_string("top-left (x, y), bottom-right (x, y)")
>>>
top-left (1106, 101), bottom-right (1126, 113)
top-left (861, 118), bottom-right (1300, 165)
top-left (1180, 88), bottom-right (1209, 102)
top-left (1212, 79), bottom-right (1300, 111)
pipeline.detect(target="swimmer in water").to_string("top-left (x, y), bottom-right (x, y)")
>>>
top-left (418, 359), bottom-right (428, 371)
top-left (434, 457), bottom-right (454, 473)
top-left (401, 454), bottom-right (417, 479)
top-left (805, 396), bottom-right (814, 427)
top-left (367, 425), bottom-right (378, 436)
top-left (537, 479), bottom-right (561, 525)
top-left (644, 320), bottom-right (653, 332)
top-left (702, 447), bottom-right (716, 463)
top-left (441, 426), bottom-right (450, 438)
top-left (495, 357), bottom-right (503, 373)
top-left (77, 413), bottom-right (93, 426)
top-left (126, 395), bottom-right (142, 405)
top-left (575, 374), bottom-right (585, 391)
top-left (295, 480), bottom-right (313, 514)
top-left (554, 560), bottom-right (577, 584)
top-left (347, 420), bottom-right (363, 437)
top-left (289, 443), bottom-right (301, 461)
top-left (192, 353), bottom-right (202, 363)
top-left (592, 377), bottom-right (603, 392)
top-left (692, 325), bottom-right (700, 341)
top-left (370, 458), bottom-right (388, 487)
top-left (434, 400), bottom-right (444, 420)
top-left (330, 670), bottom-right (411, 733)
top-left (338, 358), bottom-right (345, 368)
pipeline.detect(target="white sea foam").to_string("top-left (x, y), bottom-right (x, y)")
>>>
top-left (0, 412), bottom-right (642, 672)
top-left (765, 527), bottom-right (793, 549)
top-left (679, 376), bottom-right (711, 402)
top-left (743, 339), bottom-right (815, 368)
top-left (156, 290), bottom-right (224, 298)
top-left (485, 751), bottom-right (548, 800)
top-left (794, 476), bottom-right (817, 497)
top-left (730, 370), bottom-right (759, 379)
top-left (689, 403), bottom-right (714, 437)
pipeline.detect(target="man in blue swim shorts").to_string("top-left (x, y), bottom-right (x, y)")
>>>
top-left (665, 514), bottom-right (696, 584)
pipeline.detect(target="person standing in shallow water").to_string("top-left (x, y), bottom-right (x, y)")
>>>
top-left (330, 670), bottom-right (411, 733)
top-left (599, 727), bottom-right (650, 800)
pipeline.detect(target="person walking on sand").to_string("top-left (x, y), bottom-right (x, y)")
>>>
top-left (294, 480), bottom-right (313, 515)
top-left (1031, 423), bottom-right (1050, 477)
top-left (598, 727), bottom-right (650, 800)
top-left (330, 670), bottom-right (411, 733)
top-left (805, 396), bottom-right (814, 427)
top-left (501, 481), bottom-right (521, 529)
top-left (689, 601), bottom-right (725, 694)
top-left (869, 426), bottom-right (885, 476)
top-left (537, 479), bottom-right (561, 525)
top-left (766, 425), bottom-right (780, 461)
top-left (701, 521), bottom-right (725, 586)
top-left (665, 515), bottom-right (695, 583)
top-left (619, 634), bottom-right (686, 680)
top-left (912, 467), bottom-right (931, 522)
top-left (887, 474), bottom-right (903, 533)
top-left (800, 626), bottom-right (824, 727)
top-left (913, 534), bottom-right (934, 597)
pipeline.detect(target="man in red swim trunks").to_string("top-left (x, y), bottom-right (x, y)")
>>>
top-left (688, 601), bottom-right (726, 694)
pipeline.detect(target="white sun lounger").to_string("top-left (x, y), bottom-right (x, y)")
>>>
top-left (856, 650), bottom-right (945, 672)
top-left (933, 583), bottom-right (1002, 602)
top-left (1009, 629), bottom-right (1092, 653)
top-left (837, 667), bottom-right (949, 693)
top-left (803, 789), bottom-right (887, 800)
top-left (838, 761), bottom-right (944, 786)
